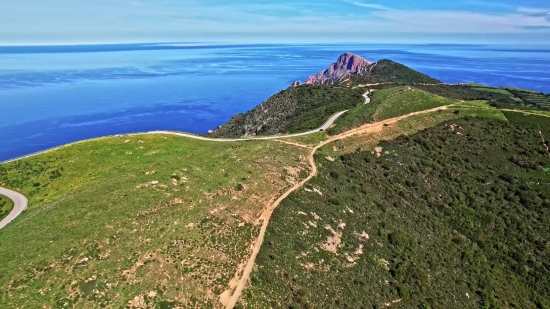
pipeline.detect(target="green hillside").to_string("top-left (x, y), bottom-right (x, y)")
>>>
top-left (417, 84), bottom-right (550, 111)
top-left (0, 135), bottom-right (309, 308)
top-left (242, 115), bottom-right (550, 308)
top-left (212, 85), bottom-right (364, 137)
top-left (329, 87), bottom-right (457, 134)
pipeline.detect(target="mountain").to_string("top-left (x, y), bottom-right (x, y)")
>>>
top-left (305, 52), bottom-right (373, 85)
top-left (303, 52), bottom-right (440, 85)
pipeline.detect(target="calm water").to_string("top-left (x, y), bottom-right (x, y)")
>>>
top-left (1, 43), bottom-right (549, 161)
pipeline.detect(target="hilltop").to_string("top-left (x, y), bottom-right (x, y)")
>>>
top-left (302, 52), bottom-right (439, 85)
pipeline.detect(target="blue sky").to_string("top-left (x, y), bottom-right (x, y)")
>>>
top-left (1, 0), bottom-right (549, 45)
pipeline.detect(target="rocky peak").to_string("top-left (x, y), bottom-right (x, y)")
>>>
top-left (305, 52), bottom-right (373, 85)
top-left (334, 52), bottom-right (372, 72)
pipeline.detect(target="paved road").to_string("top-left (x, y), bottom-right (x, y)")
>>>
top-left (363, 90), bottom-right (372, 104)
top-left (1, 109), bottom-right (351, 166)
top-left (146, 110), bottom-right (348, 140)
top-left (0, 187), bottom-right (28, 230)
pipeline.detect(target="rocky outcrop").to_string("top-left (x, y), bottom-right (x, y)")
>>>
top-left (291, 81), bottom-right (302, 87)
top-left (305, 52), bottom-right (373, 85)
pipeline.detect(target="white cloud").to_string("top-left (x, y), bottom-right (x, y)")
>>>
top-left (343, 1), bottom-right (392, 11)
top-left (517, 6), bottom-right (550, 16)
top-left (1, 0), bottom-right (549, 45)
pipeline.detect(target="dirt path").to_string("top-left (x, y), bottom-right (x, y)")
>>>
top-left (540, 128), bottom-right (550, 157)
top-left (220, 105), bottom-right (450, 308)
top-left (274, 140), bottom-right (313, 149)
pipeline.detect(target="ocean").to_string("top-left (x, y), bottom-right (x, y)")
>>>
top-left (1, 43), bottom-right (549, 161)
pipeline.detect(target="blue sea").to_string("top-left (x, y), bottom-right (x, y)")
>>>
top-left (1, 43), bottom-right (549, 161)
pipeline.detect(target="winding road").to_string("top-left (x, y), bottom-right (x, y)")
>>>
top-left (145, 110), bottom-right (348, 140)
top-left (0, 106), bottom-right (352, 230)
top-left (0, 109), bottom-right (351, 166)
top-left (0, 187), bottom-right (28, 230)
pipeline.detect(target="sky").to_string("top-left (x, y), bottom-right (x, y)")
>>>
top-left (1, 0), bottom-right (549, 45)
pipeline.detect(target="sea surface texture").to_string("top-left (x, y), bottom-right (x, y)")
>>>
top-left (1, 44), bottom-right (549, 161)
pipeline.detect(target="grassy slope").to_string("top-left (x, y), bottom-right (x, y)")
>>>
top-left (370, 86), bottom-right (408, 101)
top-left (242, 114), bottom-right (550, 309)
top-left (0, 194), bottom-right (13, 221)
top-left (329, 88), bottom-right (457, 135)
top-left (0, 134), bottom-right (309, 308)
top-left (327, 101), bottom-right (507, 155)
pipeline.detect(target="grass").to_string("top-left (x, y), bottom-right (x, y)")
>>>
top-left (372, 89), bottom-right (456, 120)
top-left (0, 134), bottom-right (310, 308)
top-left (281, 132), bottom-right (328, 148)
top-left (329, 88), bottom-right (457, 135)
top-left (370, 86), bottom-right (408, 101)
top-left (460, 100), bottom-right (496, 108)
top-left (320, 102), bottom-right (506, 157)
top-left (0, 194), bottom-right (13, 221)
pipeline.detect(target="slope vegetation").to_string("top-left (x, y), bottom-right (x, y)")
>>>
top-left (350, 59), bottom-right (440, 85)
top-left (212, 85), bottom-right (364, 137)
top-left (329, 87), bottom-right (457, 134)
top-left (418, 84), bottom-right (550, 110)
top-left (242, 115), bottom-right (550, 308)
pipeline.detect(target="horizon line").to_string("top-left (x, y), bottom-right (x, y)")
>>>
top-left (1, 41), bottom-right (549, 47)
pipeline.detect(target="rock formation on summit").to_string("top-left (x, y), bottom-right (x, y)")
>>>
top-left (305, 52), bottom-right (373, 85)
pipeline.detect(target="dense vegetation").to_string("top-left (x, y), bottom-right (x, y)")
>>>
top-left (243, 115), bottom-right (550, 308)
top-left (329, 88), bottom-right (456, 134)
top-left (212, 85), bottom-right (364, 137)
top-left (417, 84), bottom-right (550, 110)
top-left (415, 84), bottom-right (519, 104)
top-left (349, 60), bottom-right (441, 85)
top-left (0, 134), bottom-right (309, 308)
top-left (507, 88), bottom-right (550, 110)
top-left (0, 194), bottom-right (13, 220)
